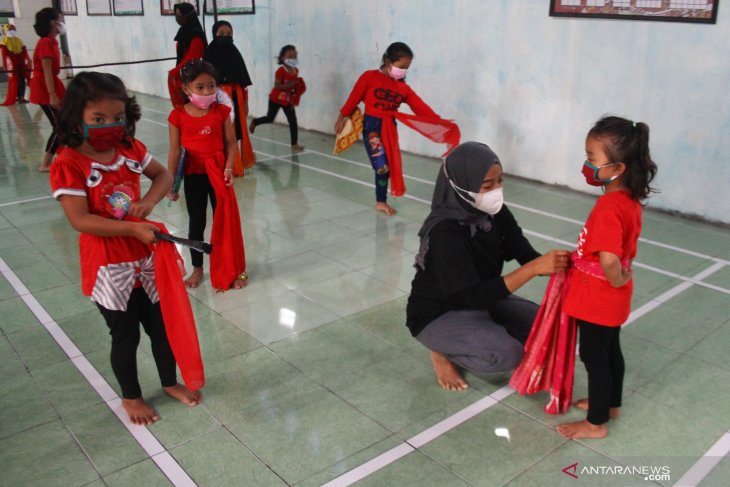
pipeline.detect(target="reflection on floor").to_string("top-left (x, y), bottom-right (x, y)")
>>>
top-left (1, 93), bottom-right (729, 486)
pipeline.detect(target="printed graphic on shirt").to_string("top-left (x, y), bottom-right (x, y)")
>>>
top-left (199, 126), bottom-right (212, 136)
top-left (373, 87), bottom-right (406, 112)
top-left (576, 227), bottom-right (588, 258)
top-left (105, 183), bottom-right (135, 219)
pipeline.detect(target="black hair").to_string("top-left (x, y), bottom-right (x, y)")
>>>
top-left (588, 115), bottom-right (659, 202)
top-left (179, 58), bottom-right (218, 85)
top-left (277, 44), bottom-right (296, 65)
top-left (33, 7), bottom-right (60, 38)
top-left (381, 42), bottom-right (414, 66)
top-left (57, 72), bottom-right (141, 149)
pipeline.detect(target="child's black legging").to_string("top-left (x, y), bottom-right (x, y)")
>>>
top-left (578, 320), bottom-right (624, 425)
top-left (251, 100), bottom-right (298, 145)
top-left (39, 104), bottom-right (60, 155)
top-left (97, 287), bottom-right (177, 399)
top-left (184, 173), bottom-right (216, 268)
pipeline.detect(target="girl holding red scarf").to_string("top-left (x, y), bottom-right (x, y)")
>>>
top-left (50, 72), bottom-right (204, 425)
top-left (335, 42), bottom-right (460, 216)
top-left (167, 59), bottom-right (247, 291)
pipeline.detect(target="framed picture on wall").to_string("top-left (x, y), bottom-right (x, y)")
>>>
top-left (87, 0), bottom-right (112, 16)
top-left (549, 0), bottom-right (719, 24)
top-left (113, 0), bottom-right (144, 16)
top-left (205, 0), bottom-right (255, 15)
top-left (161, 0), bottom-right (199, 15)
top-left (0, 0), bottom-right (13, 17)
top-left (59, 0), bottom-right (79, 15)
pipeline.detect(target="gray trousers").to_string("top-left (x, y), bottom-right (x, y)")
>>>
top-left (416, 296), bottom-right (538, 375)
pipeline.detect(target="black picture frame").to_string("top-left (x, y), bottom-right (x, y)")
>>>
top-left (59, 0), bottom-right (79, 16)
top-left (87, 0), bottom-right (112, 16)
top-left (549, 0), bottom-right (719, 24)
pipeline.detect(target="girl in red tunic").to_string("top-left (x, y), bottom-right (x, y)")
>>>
top-left (249, 44), bottom-right (306, 152)
top-left (555, 116), bottom-right (658, 439)
top-left (167, 59), bottom-right (247, 291)
top-left (0, 24), bottom-right (32, 105)
top-left (30, 7), bottom-right (66, 172)
top-left (51, 72), bottom-right (204, 426)
top-left (168, 2), bottom-right (206, 107)
top-left (335, 42), bottom-right (460, 216)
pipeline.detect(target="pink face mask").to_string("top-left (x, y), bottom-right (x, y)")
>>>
top-left (389, 65), bottom-right (407, 80)
top-left (188, 93), bottom-right (215, 109)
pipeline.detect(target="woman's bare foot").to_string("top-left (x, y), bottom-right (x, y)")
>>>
top-left (431, 351), bottom-right (469, 391)
top-left (556, 419), bottom-right (608, 439)
top-left (164, 383), bottom-right (203, 406)
top-left (574, 398), bottom-right (621, 418)
top-left (291, 144), bottom-right (304, 153)
top-left (184, 267), bottom-right (204, 288)
top-left (375, 202), bottom-right (397, 216)
top-left (122, 397), bottom-right (160, 425)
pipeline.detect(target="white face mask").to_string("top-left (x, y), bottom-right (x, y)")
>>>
top-left (284, 58), bottom-right (298, 68)
top-left (6, 31), bottom-right (15, 38)
top-left (56, 22), bottom-right (66, 35)
top-left (444, 164), bottom-right (504, 215)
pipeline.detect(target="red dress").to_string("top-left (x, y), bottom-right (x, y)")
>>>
top-left (29, 36), bottom-right (65, 105)
top-left (168, 104), bottom-right (247, 290)
top-left (50, 140), bottom-right (205, 390)
top-left (339, 70), bottom-right (460, 196)
top-left (0, 45), bottom-right (31, 106)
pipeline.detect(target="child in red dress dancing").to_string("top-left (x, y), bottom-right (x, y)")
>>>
top-left (557, 116), bottom-right (658, 439)
top-left (51, 72), bottom-right (203, 425)
top-left (167, 59), bottom-right (247, 291)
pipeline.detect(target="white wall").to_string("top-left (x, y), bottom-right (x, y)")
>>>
top-left (61, 0), bottom-right (730, 223)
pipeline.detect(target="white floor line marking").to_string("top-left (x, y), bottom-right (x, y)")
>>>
top-left (257, 150), bottom-right (730, 296)
top-left (320, 443), bottom-right (415, 487)
top-left (0, 257), bottom-right (197, 487)
top-left (673, 431), bottom-right (730, 487)
top-left (0, 195), bottom-right (53, 207)
top-left (139, 114), bottom-right (729, 265)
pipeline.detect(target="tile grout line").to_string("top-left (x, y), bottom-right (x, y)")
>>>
top-left (0, 257), bottom-right (197, 487)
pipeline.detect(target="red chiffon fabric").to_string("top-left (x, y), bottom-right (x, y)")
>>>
top-left (510, 253), bottom-right (608, 414)
top-left (205, 154), bottom-right (246, 290)
top-left (220, 83), bottom-right (255, 175)
top-left (381, 112), bottom-right (460, 197)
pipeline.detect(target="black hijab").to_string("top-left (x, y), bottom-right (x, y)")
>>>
top-left (173, 3), bottom-right (206, 64)
top-left (415, 142), bottom-right (500, 270)
top-left (203, 20), bottom-right (252, 87)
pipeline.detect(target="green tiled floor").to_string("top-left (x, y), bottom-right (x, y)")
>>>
top-left (1, 92), bottom-right (729, 486)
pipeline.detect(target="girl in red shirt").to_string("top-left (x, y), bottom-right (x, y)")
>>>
top-left (249, 44), bottom-right (306, 152)
top-left (556, 116), bottom-right (658, 439)
top-left (168, 2), bottom-right (206, 107)
top-left (335, 42), bottom-right (459, 216)
top-left (168, 59), bottom-right (247, 291)
top-left (51, 72), bottom-right (204, 425)
top-left (30, 7), bottom-right (66, 172)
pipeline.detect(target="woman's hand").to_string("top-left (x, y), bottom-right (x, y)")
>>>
top-left (224, 168), bottom-right (233, 187)
top-left (133, 222), bottom-right (160, 245)
top-left (533, 250), bottom-right (571, 275)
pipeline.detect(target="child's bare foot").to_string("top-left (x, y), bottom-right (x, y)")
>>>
top-left (122, 397), bottom-right (160, 425)
top-left (291, 144), bottom-right (304, 153)
top-left (232, 273), bottom-right (248, 290)
top-left (184, 267), bottom-right (204, 288)
top-left (557, 419), bottom-right (608, 439)
top-left (375, 202), bottom-right (397, 216)
top-left (248, 120), bottom-right (255, 133)
top-left (431, 351), bottom-right (469, 391)
top-left (164, 383), bottom-right (203, 406)
top-left (574, 398), bottom-right (621, 418)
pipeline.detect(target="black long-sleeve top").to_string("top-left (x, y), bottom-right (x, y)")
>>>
top-left (406, 205), bottom-right (541, 337)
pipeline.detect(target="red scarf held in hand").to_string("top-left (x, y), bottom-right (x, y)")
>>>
top-left (379, 112), bottom-right (460, 197)
top-left (204, 153), bottom-right (246, 290)
top-left (128, 218), bottom-right (205, 391)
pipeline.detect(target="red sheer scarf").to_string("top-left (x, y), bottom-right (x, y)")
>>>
top-left (219, 83), bottom-right (255, 175)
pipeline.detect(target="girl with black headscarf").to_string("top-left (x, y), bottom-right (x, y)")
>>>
top-left (406, 142), bottom-right (570, 391)
top-left (204, 20), bottom-right (255, 175)
top-left (167, 3), bottom-right (206, 106)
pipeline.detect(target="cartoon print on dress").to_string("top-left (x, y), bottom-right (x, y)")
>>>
top-left (106, 184), bottom-right (134, 219)
top-left (367, 131), bottom-right (389, 174)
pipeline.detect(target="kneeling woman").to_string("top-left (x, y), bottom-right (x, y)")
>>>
top-left (407, 142), bottom-right (570, 390)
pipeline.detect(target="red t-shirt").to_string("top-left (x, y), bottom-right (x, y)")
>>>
top-left (168, 103), bottom-right (231, 175)
top-left (340, 69), bottom-right (438, 119)
top-left (29, 36), bottom-right (65, 105)
top-left (50, 140), bottom-right (156, 302)
top-left (563, 191), bottom-right (642, 326)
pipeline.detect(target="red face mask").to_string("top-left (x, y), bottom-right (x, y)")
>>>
top-left (82, 121), bottom-right (126, 151)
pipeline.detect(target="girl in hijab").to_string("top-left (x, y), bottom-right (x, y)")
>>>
top-left (168, 2), bottom-right (206, 107)
top-left (0, 24), bottom-right (32, 105)
top-left (406, 142), bottom-right (570, 391)
top-left (204, 20), bottom-right (255, 176)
